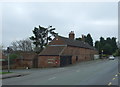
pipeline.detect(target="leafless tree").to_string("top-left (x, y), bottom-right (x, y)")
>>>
top-left (0, 45), bottom-right (3, 50)
top-left (11, 41), bottom-right (18, 51)
top-left (11, 38), bottom-right (34, 51)
top-left (0, 44), bottom-right (5, 51)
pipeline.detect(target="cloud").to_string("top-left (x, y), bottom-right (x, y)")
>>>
top-left (2, 2), bottom-right (118, 47)
top-left (91, 20), bottom-right (117, 26)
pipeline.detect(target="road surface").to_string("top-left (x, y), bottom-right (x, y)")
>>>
top-left (2, 57), bottom-right (119, 86)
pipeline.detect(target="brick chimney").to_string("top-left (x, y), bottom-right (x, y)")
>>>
top-left (81, 34), bottom-right (85, 41)
top-left (69, 31), bottom-right (75, 39)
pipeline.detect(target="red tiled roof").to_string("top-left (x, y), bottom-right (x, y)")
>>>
top-left (39, 36), bottom-right (96, 56)
top-left (58, 36), bottom-right (95, 50)
top-left (39, 46), bottom-right (66, 56)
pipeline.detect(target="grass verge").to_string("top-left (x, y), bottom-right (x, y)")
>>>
top-left (0, 72), bottom-right (12, 74)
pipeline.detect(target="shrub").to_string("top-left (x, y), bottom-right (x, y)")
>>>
top-left (9, 54), bottom-right (19, 64)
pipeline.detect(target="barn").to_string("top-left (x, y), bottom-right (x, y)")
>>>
top-left (38, 31), bottom-right (98, 68)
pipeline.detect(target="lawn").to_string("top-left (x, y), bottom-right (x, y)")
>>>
top-left (0, 72), bottom-right (12, 74)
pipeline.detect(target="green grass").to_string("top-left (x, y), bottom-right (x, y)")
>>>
top-left (0, 72), bottom-right (12, 74)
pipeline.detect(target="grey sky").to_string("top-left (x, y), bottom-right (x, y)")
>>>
top-left (2, 2), bottom-right (118, 47)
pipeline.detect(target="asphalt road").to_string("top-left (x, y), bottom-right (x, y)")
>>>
top-left (2, 57), bottom-right (119, 86)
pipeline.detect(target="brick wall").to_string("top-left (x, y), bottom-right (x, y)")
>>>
top-left (38, 56), bottom-right (60, 68)
top-left (38, 46), bottom-right (98, 68)
top-left (72, 56), bottom-right (76, 64)
top-left (2, 52), bottom-right (38, 69)
top-left (62, 46), bottom-right (97, 62)
top-left (14, 52), bottom-right (37, 68)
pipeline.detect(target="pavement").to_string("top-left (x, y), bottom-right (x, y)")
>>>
top-left (2, 57), bottom-right (119, 85)
top-left (0, 72), bottom-right (30, 79)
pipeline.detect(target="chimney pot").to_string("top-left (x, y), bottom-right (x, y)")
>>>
top-left (81, 34), bottom-right (85, 41)
top-left (69, 31), bottom-right (75, 39)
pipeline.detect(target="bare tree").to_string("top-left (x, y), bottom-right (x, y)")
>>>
top-left (0, 44), bottom-right (5, 51)
top-left (0, 45), bottom-right (3, 50)
top-left (11, 41), bottom-right (18, 51)
top-left (11, 38), bottom-right (34, 51)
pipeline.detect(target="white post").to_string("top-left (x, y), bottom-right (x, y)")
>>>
top-left (102, 50), bottom-right (103, 59)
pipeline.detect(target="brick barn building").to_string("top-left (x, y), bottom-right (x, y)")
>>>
top-left (39, 31), bottom-right (98, 68)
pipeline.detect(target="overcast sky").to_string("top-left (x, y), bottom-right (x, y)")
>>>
top-left (1, 2), bottom-right (118, 47)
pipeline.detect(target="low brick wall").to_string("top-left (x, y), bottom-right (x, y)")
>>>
top-left (2, 52), bottom-right (38, 69)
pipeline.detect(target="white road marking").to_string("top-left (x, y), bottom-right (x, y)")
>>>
top-left (48, 77), bottom-right (56, 80)
top-left (108, 82), bottom-right (112, 86)
top-left (76, 70), bottom-right (80, 72)
top-left (115, 74), bottom-right (118, 77)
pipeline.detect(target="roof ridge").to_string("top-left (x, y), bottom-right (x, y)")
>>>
top-left (58, 35), bottom-right (88, 44)
top-left (57, 35), bottom-right (95, 50)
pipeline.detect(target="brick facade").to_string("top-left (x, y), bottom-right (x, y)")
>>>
top-left (14, 52), bottom-right (38, 69)
top-left (38, 56), bottom-right (60, 68)
top-left (39, 34), bottom-right (98, 68)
